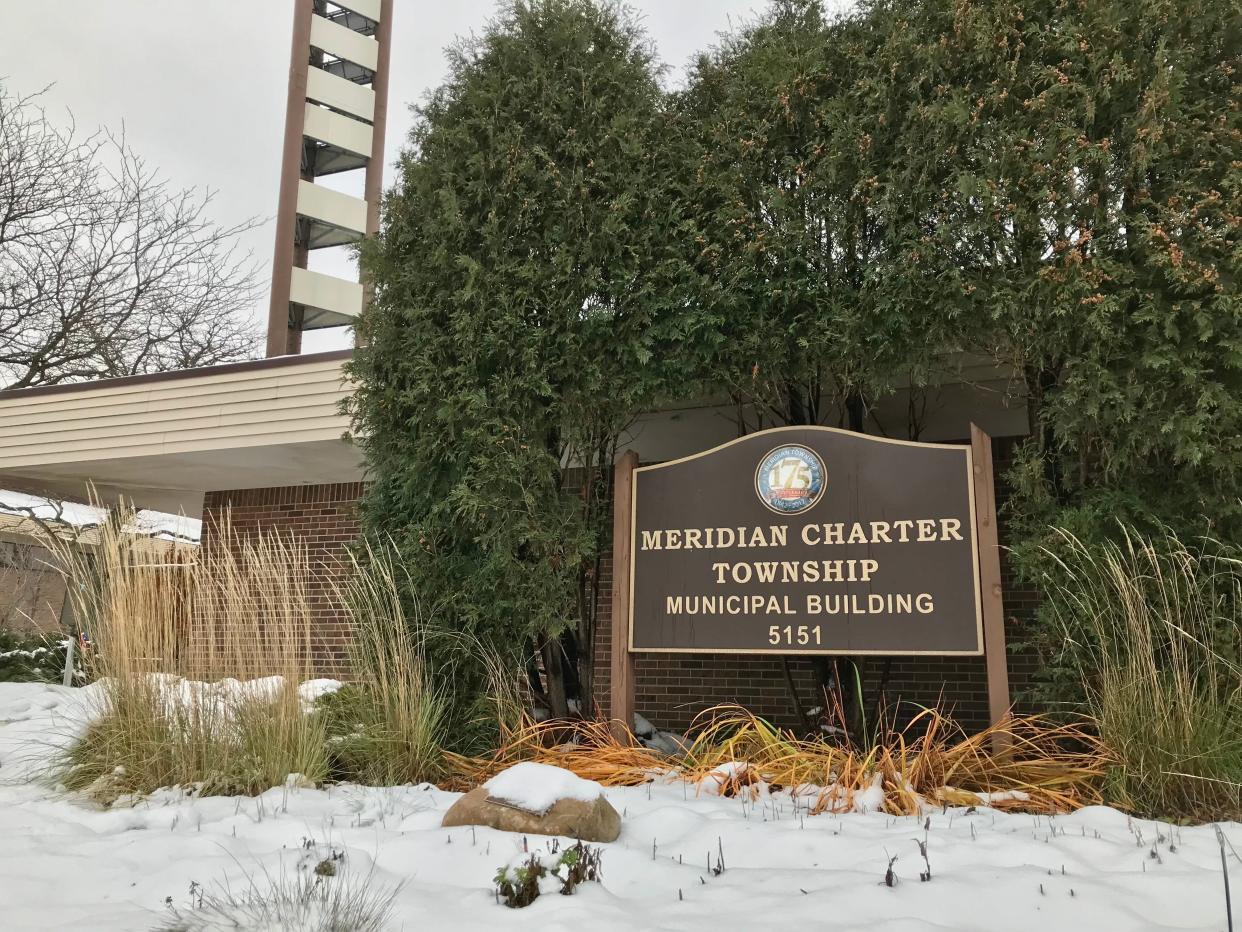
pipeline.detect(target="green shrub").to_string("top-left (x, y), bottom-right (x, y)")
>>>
top-left (494, 840), bottom-right (602, 908)
top-left (323, 540), bottom-right (523, 785)
top-left (319, 683), bottom-right (449, 787)
top-left (0, 630), bottom-right (69, 683)
top-left (64, 686), bottom-right (329, 802)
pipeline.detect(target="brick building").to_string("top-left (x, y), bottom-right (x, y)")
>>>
top-left (0, 344), bottom-right (1037, 735)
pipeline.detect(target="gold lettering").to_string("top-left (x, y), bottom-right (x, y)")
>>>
top-left (941, 518), bottom-right (963, 541)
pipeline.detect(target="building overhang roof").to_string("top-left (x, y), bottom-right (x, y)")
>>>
top-left (0, 351), bottom-right (362, 518)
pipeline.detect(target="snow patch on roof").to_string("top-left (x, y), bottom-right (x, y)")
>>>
top-left (0, 490), bottom-right (201, 542)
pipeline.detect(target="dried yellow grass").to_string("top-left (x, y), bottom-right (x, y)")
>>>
top-left (455, 705), bottom-right (1108, 814)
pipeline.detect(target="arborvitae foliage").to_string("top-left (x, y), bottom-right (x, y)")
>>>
top-left (351, 0), bottom-right (1240, 716)
top-left (347, 0), bottom-right (677, 714)
top-left (875, 0), bottom-right (1241, 507)
top-left (673, 0), bottom-right (957, 435)
top-left (870, 0), bottom-right (1241, 697)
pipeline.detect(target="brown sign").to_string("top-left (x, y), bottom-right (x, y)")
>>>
top-left (627, 427), bottom-right (983, 655)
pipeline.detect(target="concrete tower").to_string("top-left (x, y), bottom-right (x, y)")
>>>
top-left (265, 0), bottom-right (393, 357)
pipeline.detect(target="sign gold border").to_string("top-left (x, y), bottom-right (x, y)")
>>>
top-left (626, 425), bottom-right (985, 657)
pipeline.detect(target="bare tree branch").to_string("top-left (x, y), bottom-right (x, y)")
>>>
top-left (0, 86), bottom-right (262, 389)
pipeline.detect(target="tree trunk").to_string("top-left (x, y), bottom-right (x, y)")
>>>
top-left (540, 634), bottom-right (570, 719)
top-left (832, 387), bottom-right (868, 741)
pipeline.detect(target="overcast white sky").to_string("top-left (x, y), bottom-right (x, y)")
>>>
top-left (0, 1), bottom-right (772, 352)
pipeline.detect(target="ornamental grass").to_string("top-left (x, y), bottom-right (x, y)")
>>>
top-left (52, 507), bottom-right (330, 800)
top-left (1041, 525), bottom-right (1242, 822)
top-left (453, 704), bottom-right (1109, 815)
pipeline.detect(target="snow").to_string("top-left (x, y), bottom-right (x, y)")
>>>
top-left (0, 639), bottom-right (68, 659)
top-left (483, 761), bottom-right (604, 813)
top-left (696, 760), bottom-right (755, 796)
top-left (0, 489), bottom-right (202, 542)
top-left (1, 681), bottom-right (1240, 930)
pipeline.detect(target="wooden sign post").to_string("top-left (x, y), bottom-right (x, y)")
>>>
top-left (970, 424), bottom-right (1012, 751)
top-left (609, 449), bottom-right (639, 743)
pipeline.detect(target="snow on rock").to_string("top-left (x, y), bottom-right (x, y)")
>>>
top-left (2, 681), bottom-right (1242, 931)
top-left (850, 772), bottom-right (885, 813)
top-left (483, 761), bottom-right (604, 814)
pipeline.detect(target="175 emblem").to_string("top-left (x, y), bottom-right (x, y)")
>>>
top-left (755, 445), bottom-right (825, 515)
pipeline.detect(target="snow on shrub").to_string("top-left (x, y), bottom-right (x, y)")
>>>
top-left (156, 838), bottom-right (397, 932)
top-left (494, 838), bottom-right (603, 908)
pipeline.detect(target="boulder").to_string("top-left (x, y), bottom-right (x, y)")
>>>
top-left (442, 787), bottom-right (621, 843)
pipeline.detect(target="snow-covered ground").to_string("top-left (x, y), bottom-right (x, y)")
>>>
top-left (0, 682), bottom-right (1237, 931)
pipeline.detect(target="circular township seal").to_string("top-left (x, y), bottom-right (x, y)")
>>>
top-left (755, 444), bottom-right (826, 515)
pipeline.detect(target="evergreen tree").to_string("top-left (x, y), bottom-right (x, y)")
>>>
top-left (673, 0), bottom-right (956, 435)
top-left (876, 0), bottom-right (1241, 516)
top-left (347, 0), bottom-right (676, 717)
top-left (870, 0), bottom-right (1242, 694)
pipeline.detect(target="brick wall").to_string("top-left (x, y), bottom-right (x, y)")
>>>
top-left (201, 483), bottom-right (363, 675)
top-left (1, 536), bottom-right (69, 636)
